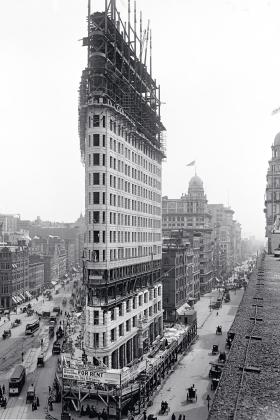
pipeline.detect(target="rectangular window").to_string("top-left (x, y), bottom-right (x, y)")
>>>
top-left (93, 115), bottom-right (100, 127)
top-left (93, 173), bottom-right (100, 185)
top-left (93, 333), bottom-right (99, 348)
top-left (93, 192), bottom-right (100, 204)
top-left (88, 154), bottom-right (91, 166)
top-left (93, 134), bottom-right (100, 146)
top-left (111, 328), bottom-right (116, 342)
top-left (126, 319), bottom-right (131, 332)
top-left (102, 192), bottom-right (106, 204)
top-left (93, 231), bottom-right (100, 243)
top-left (93, 211), bottom-right (99, 223)
top-left (93, 154), bottom-right (100, 165)
top-left (119, 324), bottom-right (124, 336)
top-left (102, 116), bottom-right (106, 128)
top-left (94, 311), bottom-right (99, 325)
top-left (103, 135), bottom-right (106, 147)
top-left (132, 316), bottom-right (137, 327)
top-left (102, 173), bottom-right (106, 185)
top-left (103, 154), bottom-right (105, 166)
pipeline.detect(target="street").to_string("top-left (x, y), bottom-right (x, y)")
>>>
top-left (0, 277), bottom-right (79, 420)
top-left (147, 288), bottom-right (244, 420)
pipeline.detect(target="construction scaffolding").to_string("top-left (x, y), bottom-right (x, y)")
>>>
top-left (78, 0), bottom-right (166, 164)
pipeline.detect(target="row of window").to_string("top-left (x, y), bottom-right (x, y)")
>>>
top-left (109, 156), bottom-right (161, 190)
top-left (109, 137), bottom-right (161, 176)
top-left (89, 230), bottom-right (161, 244)
top-left (88, 113), bottom-right (161, 164)
top-left (108, 193), bottom-right (161, 216)
top-left (88, 210), bottom-right (161, 229)
top-left (109, 175), bottom-right (161, 203)
top-left (87, 246), bottom-right (161, 262)
top-left (162, 203), bottom-right (206, 213)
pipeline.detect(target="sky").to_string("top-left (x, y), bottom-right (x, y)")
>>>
top-left (1, 0), bottom-right (280, 240)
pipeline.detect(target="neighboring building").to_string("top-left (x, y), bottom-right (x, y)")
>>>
top-left (0, 214), bottom-right (20, 236)
top-left (29, 255), bottom-right (44, 296)
top-left (26, 215), bottom-right (85, 270)
top-left (79, 5), bottom-right (165, 368)
top-left (208, 204), bottom-right (242, 280)
top-left (162, 235), bottom-right (194, 322)
top-left (162, 175), bottom-right (214, 295)
top-left (42, 254), bottom-right (59, 287)
top-left (0, 244), bottom-right (30, 308)
top-left (264, 132), bottom-right (280, 253)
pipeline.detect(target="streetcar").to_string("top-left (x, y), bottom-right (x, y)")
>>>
top-left (25, 319), bottom-right (40, 335)
top-left (9, 365), bottom-right (26, 396)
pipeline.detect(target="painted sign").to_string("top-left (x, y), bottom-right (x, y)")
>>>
top-left (62, 367), bottom-right (121, 385)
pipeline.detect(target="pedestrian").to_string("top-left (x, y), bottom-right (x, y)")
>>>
top-left (178, 415), bottom-right (182, 420)
top-left (49, 386), bottom-right (52, 394)
top-left (216, 311), bottom-right (219, 316)
top-left (171, 414), bottom-right (176, 420)
top-left (183, 416), bottom-right (185, 420)
top-left (37, 396), bottom-right (40, 407)
top-left (21, 351), bottom-right (24, 362)
top-left (2, 384), bottom-right (5, 394)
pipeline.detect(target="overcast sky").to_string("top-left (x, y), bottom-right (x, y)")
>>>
top-left (1, 0), bottom-right (280, 240)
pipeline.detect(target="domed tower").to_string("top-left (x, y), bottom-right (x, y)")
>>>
top-left (188, 175), bottom-right (205, 199)
top-left (265, 132), bottom-right (280, 253)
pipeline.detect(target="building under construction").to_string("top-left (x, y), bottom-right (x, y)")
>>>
top-left (59, 2), bottom-right (198, 418)
top-left (79, 0), bottom-right (166, 369)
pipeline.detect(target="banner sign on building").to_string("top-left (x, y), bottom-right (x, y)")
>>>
top-left (63, 367), bottom-right (121, 385)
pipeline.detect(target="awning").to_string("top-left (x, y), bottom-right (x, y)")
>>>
top-left (25, 291), bottom-right (32, 298)
top-left (12, 296), bottom-right (17, 304)
top-left (51, 281), bottom-right (57, 286)
top-left (16, 296), bottom-right (22, 303)
top-left (19, 293), bottom-right (25, 300)
top-left (188, 297), bottom-right (196, 301)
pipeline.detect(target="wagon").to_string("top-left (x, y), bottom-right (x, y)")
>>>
top-left (212, 345), bottom-right (219, 355)
top-left (187, 387), bottom-right (197, 402)
top-left (216, 326), bottom-right (222, 335)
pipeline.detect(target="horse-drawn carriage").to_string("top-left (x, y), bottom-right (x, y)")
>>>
top-left (209, 364), bottom-right (222, 379)
top-left (218, 352), bottom-right (226, 364)
top-left (159, 401), bottom-right (170, 415)
top-left (187, 386), bottom-right (197, 403)
top-left (212, 344), bottom-right (219, 355)
top-left (216, 325), bottom-right (222, 335)
top-left (2, 329), bottom-right (11, 339)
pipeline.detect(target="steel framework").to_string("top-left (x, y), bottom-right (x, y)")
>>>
top-left (79, 0), bottom-right (165, 163)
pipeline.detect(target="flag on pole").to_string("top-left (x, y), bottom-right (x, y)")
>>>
top-left (186, 160), bottom-right (195, 167)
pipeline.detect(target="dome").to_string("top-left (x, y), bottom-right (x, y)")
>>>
top-left (274, 132), bottom-right (280, 146)
top-left (189, 175), bottom-right (203, 189)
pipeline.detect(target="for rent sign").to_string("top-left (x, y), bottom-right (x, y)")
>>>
top-left (63, 368), bottom-right (120, 385)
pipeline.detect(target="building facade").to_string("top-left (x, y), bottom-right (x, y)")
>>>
top-left (29, 256), bottom-right (44, 296)
top-left (162, 175), bottom-right (213, 295)
top-left (0, 244), bottom-right (30, 308)
top-left (162, 236), bottom-right (194, 322)
top-left (79, 5), bottom-right (165, 367)
top-left (264, 132), bottom-right (280, 253)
